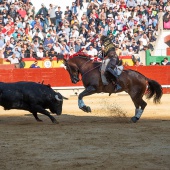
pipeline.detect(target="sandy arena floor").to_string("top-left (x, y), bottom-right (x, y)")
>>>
top-left (0, 94), bottom-right (170, 170)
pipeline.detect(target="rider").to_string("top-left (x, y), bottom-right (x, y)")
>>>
top-left (100, 36), bottom-right (123, 91)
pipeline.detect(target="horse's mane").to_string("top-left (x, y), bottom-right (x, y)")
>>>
top-left (69, 52), bottom-right (93, 59)
top-left (66, 51), bottom-right (102, 63)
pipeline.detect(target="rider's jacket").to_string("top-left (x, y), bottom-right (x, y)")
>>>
top-left (102, 37), bottom-right (115, 59)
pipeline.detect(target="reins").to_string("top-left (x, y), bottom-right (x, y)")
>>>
top-left (80, 64), bottom-right (101, 80)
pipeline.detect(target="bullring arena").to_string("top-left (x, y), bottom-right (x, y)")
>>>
top-left (0, 93), bottom-right (170, 170)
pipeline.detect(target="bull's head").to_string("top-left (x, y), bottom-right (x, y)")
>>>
top-left (49, 92), bottom-right (68, 115)
top-left (63, 59), bottom-right (80, 84)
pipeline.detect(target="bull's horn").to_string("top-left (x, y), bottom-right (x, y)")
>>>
top-left (55, 95), bottom-right (63, 101)
top-left (62, 96), bottom-right (68, 100)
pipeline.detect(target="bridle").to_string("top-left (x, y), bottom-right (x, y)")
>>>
top-left (65, 55), bottom-right (101, 81)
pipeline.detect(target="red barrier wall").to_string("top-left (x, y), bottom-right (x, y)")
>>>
top-left (0, 66), bottom-right (170, 93)
top-left (126, 66), bottom-right (170, 94)
top-left (0, 68), bottom-right (82, 87)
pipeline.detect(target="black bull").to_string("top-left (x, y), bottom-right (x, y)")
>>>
top-left (0, 82), bottom-right (67, 123)
top-left (64, 55), bottom-right (163, 123)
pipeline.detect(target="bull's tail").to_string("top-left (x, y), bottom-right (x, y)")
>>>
top-left (145, 79), bottom-right (163, 104)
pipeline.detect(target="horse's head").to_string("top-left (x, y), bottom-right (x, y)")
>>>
top-left (63, 59), bottom-right (80, 84)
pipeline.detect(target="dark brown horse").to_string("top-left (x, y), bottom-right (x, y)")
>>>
top-left (64, 53), bottom-right (163, 123)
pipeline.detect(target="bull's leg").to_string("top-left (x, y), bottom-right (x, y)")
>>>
top-left (30, 105), bottom-right (58, 124)
top-left (78, 86), bottom-right (96, 112)
top-left (32, 112), bottom-right (43, 122)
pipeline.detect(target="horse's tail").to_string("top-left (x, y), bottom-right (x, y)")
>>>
top-left (145, 79), bottom-right (163, 104)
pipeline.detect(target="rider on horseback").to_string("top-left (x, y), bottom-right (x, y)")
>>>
top-left (100, 35), bottom-right (123, 91)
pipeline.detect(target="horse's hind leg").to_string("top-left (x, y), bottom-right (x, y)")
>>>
top-left (78, 86), bottom-right (96, 112)
top-left (130, 91), bottom-right (147, 123)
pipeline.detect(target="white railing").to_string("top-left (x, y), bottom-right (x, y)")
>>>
top-left (153, 49), bottom-right (167, 56)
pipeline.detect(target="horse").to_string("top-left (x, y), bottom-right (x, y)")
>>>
top-left (64, 53), bottom-right (163, 123)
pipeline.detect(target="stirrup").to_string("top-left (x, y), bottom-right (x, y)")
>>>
top-left (115, 84), bottom-right (122, 91)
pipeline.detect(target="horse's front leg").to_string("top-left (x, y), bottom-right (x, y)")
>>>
top-left (78, 86), bottom-right (96, 112)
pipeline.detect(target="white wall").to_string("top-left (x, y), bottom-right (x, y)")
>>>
top-left (32, 0), bottom-right (75, 13)
top-left (153, 31), bottom-right (169, 56)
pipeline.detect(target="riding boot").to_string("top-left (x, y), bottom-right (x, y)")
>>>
top-left (107, 67), bottom-right (118, 78)
top-left (101, 74), bottom-right (109, 86)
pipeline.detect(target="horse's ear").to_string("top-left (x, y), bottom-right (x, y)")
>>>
top-left (63, 58), bottom-right (67, 65)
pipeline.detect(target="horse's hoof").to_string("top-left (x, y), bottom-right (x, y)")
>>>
top-left (86, 106), bottom-right (91, 112)
top-left (80, 106), bottom-right (91, 113)
top-left (131, 116), bottom-right (138, 123)
top-left (80, 106), bottom-right (87, 112)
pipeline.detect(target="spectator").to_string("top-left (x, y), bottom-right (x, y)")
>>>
top-left (69, 47), bottom-right (76, 55)
top-left (63, 11), bottom-right (71, 23)
top-left (30, 60), bottom-right (40, 68)
top-left (71, 2), bottom-right (78, 17)
top-left (126, 0), bottom-right (136, 8)
top-left (139, 33), bottom-right (149, 46)
top-left (49, 48), bottom-right (57, 60)
top-left (48, 4), bottom-right (57, 26)
top-left (17, 6), bottom-right (27, 21)
top-left (87, 45), bottom-right (98, 56)
top-left (53, 42), bottom-right (62, 54)
top-left (75, 39), bottom-right (82, 52)
top-left (162, 57), bottom-right (170, 65)
top-left (128, 47), bottom-right (135, 55)
top-left (60, 41), bottom-right (70, 55)
top-left (121, 45), bottom-right (129, 56)
top-left (4, 41), bottom-right (13, 58)
top-left (163, 10), bottom-right (170, 29)
top-left (43, 34), bottom-right (54, 51)
top-left (55, 6), bottom-right (62, 32)
top-left (65, 6), bottom-right (72, 19)
top-left (7, 53), bottom-right (20, 68)
top-left (36, 47), bottom-right (44, 59)
top-left (70, 26), bottom-right (79, 38)
top-left (36, 4), bottom-right (49, 32)
top-left (131, 41), bottom-right (139, 53)
top-left (9, 5), bottom-right (17, 21)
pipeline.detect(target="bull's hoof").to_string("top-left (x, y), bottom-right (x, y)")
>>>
top-left (80, 106), bottom-right (91, 113)
top-left (52, 119), bottom-right (59, 124)
top-left (131, 116), bottom-right (139, 123)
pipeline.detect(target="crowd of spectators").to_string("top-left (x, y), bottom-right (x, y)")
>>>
top-left (0, 0), bottom-right (169, 67)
